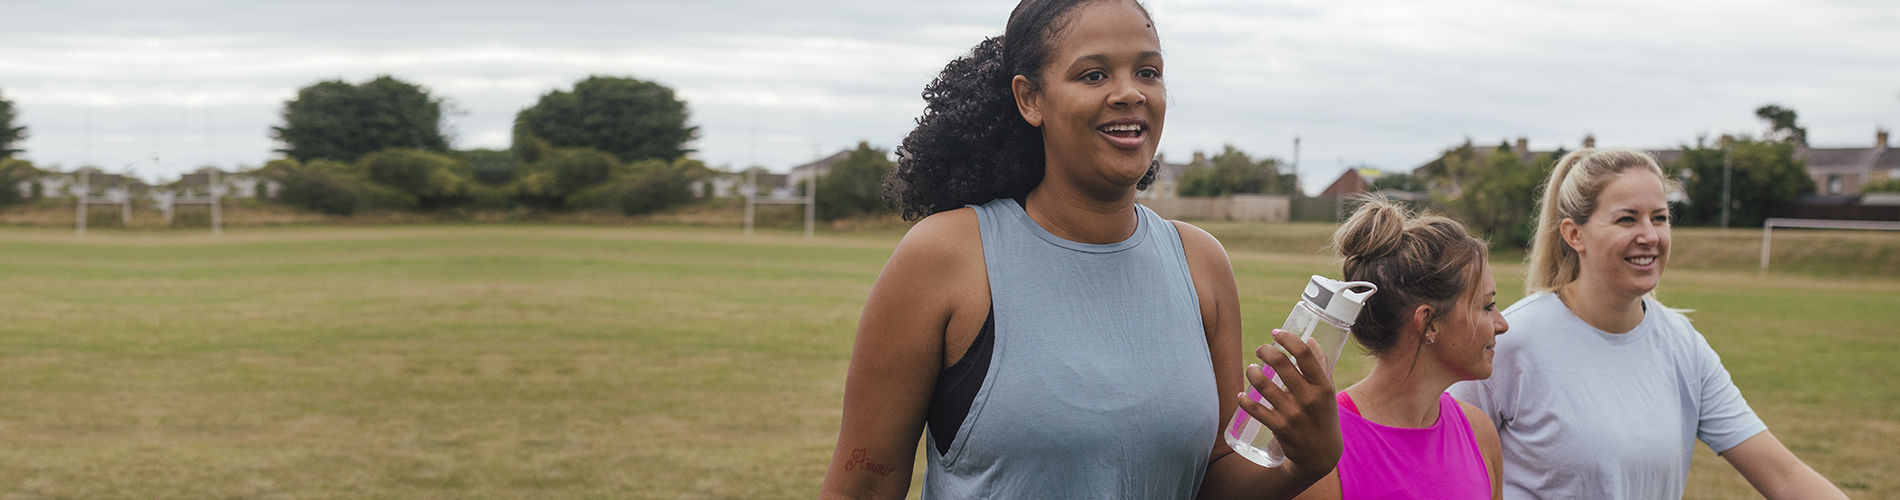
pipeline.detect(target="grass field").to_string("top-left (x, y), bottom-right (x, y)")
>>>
top-left (0, 222), bottom-right (1893, 499)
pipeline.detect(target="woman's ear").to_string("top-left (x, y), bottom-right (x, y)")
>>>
top-left (1012, 75), bottom-right (1043, 128)
top-left (1559, 217), bottom-right (1585, 254)
top-left (1413, 304), bottom-right (1436, 339)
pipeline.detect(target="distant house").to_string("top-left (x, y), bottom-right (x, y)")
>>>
top-left (1410, 137), bottom-right (1565, 198)
top-left (1413, 131), bottom-right (1900, 199)
top-left (1139, 151), bottom-right (1212, 200)
top-left (786, 146), bottom-right (858, 194)
top-left (172, 167), bottom-right (278, 199)
top-left (1319, 167), bottom-right (1380, 197)
top-left (66, 167), bottom-right (150, 200)
top-left (1798, 129), bottom-right (1896, 196)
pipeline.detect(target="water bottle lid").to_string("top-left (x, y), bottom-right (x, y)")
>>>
top-left (1301, 275), bottom-right (1379, 326)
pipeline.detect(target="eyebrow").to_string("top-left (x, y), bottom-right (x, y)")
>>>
top-left (1068, 51), bottom-right (1164, 68)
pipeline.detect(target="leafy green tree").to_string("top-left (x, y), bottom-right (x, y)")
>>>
top-left (0, 89), bottom-right (25, 158)
top-left (262, 158), bottom-right (415, 215)
top-left (1754, 105), bottom-right (1807, 145)
top-left (1417, 140), bottom-right (1556, 248)
top-left (1673, 136), bottom-right (1813, 227)
top-left (816, 143), bottom-right (895, 221)
top-left (565, 157), bottom-right (709, 215)
top-left (1177, 145), bottom-right (1296, 197)
top-left (0, 158), bottom-right (40, 206)
top-left (620, 158), bottom-right (709, 215)
top-left (272, 76), bottom-right (449, 162)
top-left (514, 147), bottom-right (620, 209)
top-left (358, 148), bottom-right (475, 209)
top-left (459, 149), bottom-right (518, 186)
top-left (1369, 173), bottom-right (1426, 193)
top-left (514, 76), bottom-right (697, 163)
top-left (1864, 178), bottom-right (1900, 193)
top-left (1448, 142), bottom-right (1553, 248)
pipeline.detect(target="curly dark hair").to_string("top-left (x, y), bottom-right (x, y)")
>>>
top-left (886, 0), bottom-right (1160, 221)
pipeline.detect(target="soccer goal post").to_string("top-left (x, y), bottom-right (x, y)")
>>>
top-left (1759, 218), bottom-right (1900, 274)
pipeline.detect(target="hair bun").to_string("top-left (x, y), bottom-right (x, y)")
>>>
top-left (1334, 198), bottom-right (1408, 262)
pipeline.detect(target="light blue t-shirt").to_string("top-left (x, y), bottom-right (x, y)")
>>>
top-left (1449, 292), bottom-right (1767, 500)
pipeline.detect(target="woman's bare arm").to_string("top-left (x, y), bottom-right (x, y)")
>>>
top-left (1722, 431), bottom-right (1847, 500)
top-left (1459, 401), bottom-right (1504, 500)
top-left (819, 209), bottom-right (988, 500)
top-left (1174, 221), bottom-right (1342, 500)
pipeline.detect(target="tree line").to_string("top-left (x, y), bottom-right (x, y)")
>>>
top-left (262, 75), bottom-right (717, 216)
top-left (0, 85), bottom-right (1878, 233)
top-left (1408, 106), bottom-right (1818, 248)
top-left (0, 76), bottom-right (898, 221)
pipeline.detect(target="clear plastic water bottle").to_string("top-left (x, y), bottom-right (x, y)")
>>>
top-left (1226, 275), bottom-right (1377, 468)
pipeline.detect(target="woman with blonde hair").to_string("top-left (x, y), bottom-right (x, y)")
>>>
top-left (1449, 149), bottom-right (1844, 499)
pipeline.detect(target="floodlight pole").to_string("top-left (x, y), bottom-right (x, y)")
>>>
top-left (76, 170), bottom-right (89, 236)
top-left (211, 169), bottom-right (223, 236)
top-left (805, 176), bottom-right (815, 240)
top-left (1721, 142), bottom-right (1732, 230)
top-left (744, 170), bottom-right (756, 237)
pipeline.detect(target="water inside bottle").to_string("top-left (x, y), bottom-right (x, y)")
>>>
top-left (1225, 303), bottom-right (1321, 467)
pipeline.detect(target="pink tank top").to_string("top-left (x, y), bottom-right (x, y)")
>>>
top-left (1335, 391), bottom-right (1491, 500)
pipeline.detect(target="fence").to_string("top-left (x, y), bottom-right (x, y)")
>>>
top-left (1143, 195), bottom-right (1289, 222)
top-left (1764, 202), bottom-right (1900, 222)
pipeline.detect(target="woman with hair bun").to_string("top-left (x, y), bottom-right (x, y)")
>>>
top-left (1448, 149), bottom-right (1845, 499)
top-left (1288, 199), bottom-right (1506, 500)
top-left (818, 0), bottom-right (1341, 498)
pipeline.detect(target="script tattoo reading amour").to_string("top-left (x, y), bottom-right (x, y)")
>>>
top-left (845, 449), bottom-right (894, 476)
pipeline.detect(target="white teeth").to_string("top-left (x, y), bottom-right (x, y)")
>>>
top-left (1101, 124), bottom-right (1141, 132)
top-left (1628, 257), bottom-right (1655, 265)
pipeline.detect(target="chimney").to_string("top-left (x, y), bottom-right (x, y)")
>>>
top-left (1879, 128), bottom-right (1890, 149)
top-left (1582, 134), bottom-right (1596, 149)
top-left (1192, 151), bottom-right (1206, 166)
top-left (1514, 137), bottom-right (1529, 157)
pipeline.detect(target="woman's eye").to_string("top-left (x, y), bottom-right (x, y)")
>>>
top-left (1617, 216), bottom-right (1636, 224)
top-left (1081, 70), bottom-right (1107, 82)
top-left (1137, 68), bottom-right (1160, 79)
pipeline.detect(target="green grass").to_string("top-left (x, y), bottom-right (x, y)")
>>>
top-left (0, 223), bottom-right (1893, 499)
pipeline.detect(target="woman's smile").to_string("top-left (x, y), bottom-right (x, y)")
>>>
top-left (1097, 117), bottom-right (1148, 149)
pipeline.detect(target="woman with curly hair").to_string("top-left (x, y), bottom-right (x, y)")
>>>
top-left (818, 0), bottom-right (1341, 498)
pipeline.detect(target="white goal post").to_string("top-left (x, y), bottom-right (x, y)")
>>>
top-left (1759, 218), bottom-right (1900, 274)
top-left (741, 169), bottom-right (815, 239)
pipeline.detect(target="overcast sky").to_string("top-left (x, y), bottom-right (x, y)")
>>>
top-left (3, 0), bottom-right (1897, 193)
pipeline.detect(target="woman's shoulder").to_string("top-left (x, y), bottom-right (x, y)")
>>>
top-left (894, 207), bottom-right (981, 258)
top-left (1166, 219), bottom-right (1228, 262)
top-left (1499, 292), bottom-right (1572, 331)
top-left (1500, 291), bottom-right (1560, 315)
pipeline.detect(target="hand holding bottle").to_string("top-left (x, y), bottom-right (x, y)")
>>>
top-left (1234, 329), bottom-right (1342, 481)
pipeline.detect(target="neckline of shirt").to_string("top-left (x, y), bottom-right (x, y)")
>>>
top-left (1002, 198), bottom-right (1149, 254)
top-left (1540, 292), bottom-right (1656, 345)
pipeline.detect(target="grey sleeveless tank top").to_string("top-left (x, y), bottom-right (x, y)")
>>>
top-left (923, 198), bottom-right (1218, 499)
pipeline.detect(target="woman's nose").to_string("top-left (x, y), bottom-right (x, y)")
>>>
top-left (1108, 83), bottom-right (1145, 108)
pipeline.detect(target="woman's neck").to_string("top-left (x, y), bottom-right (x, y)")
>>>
top-left (1556, 279), bottom-right (1645, 334)
top-left (1022, 180), bottom-right (1138, 245)
top-left (1346, 352), bottom-right (1458, 429)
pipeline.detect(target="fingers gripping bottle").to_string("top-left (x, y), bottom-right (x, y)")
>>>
top-left (1225, 275), bottom-right (1377, 468)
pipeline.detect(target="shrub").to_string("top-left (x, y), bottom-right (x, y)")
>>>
top-left (358, 148), bottom-right (473, 209)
